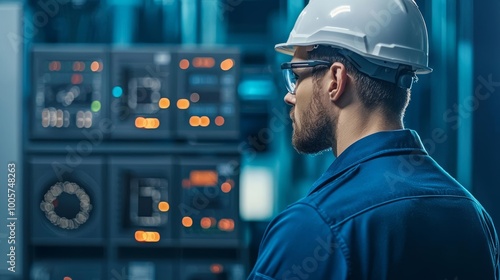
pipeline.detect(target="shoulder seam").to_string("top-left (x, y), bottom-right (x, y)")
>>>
top-left (331, 194), bottom-right (477, 229)
top-left (294, 202), bottom-right (352, 278)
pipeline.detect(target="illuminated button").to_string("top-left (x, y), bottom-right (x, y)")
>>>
top-left (182, 217), bottom-right (193, 228)
top-left (200, 217), bottom-right (212, 229)
top-left (41, 108), bottom-right (50, 128)
top-left (63, 110), bottom-right (70, 128)
top-left (210, 264), bottom-right (223, 274)
top-left (193, 57), bottom-right (215, 68)
top-left (91, 101), bottom-right (101, 112)
top-left (215, 116), bottom-right (225, 126)
top-left (200, 116), bottom-right (210, 127)
top-left (159, 97), bottom-right (170, 109)
top-left (158, 201), bottom-right (170, 212)
top-left (135, 117), bottom-right (146, 128)
top-left (112, 86), bottom-right (123, 98)
top-left (84, 111), bottom-right (93, 128)
top-left (190, 92), bottom-right (200, 103)
top-left (49, 61), bottom-right (61, 71)
top-left (71, 74), bottom-right (83, 85)
top-left (90, 61), bottom-right (102, 72)
top-left (218, 219), bottom-right (235, 232)
top-left (56, 109), bottom-right (63, 128)
top-left (135, 230), bottom-right (160, 242)
top-left (189, 116), bottom-right (201, 127)
top-left (177, 99), bottom-right (190, 109)
top-left (179, 59), bottom-right (190, 70)
top-left (135, 230), bottom-right (145, 242)
top-left (221, 182), bottom-right (232, 193)
top-left (63, 277), bottom-right (72, 280)
top-left (220, 58), bottom-right (234, 71)
top-left (145, 118), bottom-right (160, 129)
top-left (72, 61), bottom-right (85, 72)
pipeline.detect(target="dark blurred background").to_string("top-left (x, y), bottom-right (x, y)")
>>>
top-left (0, 0), bottom-right (499, 279)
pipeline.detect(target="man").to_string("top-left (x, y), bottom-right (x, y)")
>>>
top-left (248, 0), bottom-right (499, 279)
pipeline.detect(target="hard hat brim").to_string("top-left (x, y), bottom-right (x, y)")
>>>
top-left (274, 42), bottom-right (433, 74)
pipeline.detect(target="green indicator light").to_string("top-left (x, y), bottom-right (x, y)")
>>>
top-left (91, 101), bottom-right (101, 112)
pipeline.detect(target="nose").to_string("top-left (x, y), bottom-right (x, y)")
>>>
top-left (284, 92), bottom-right (296, 106)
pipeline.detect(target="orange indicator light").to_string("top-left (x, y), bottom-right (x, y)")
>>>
top-left (135, 117), bottom-right (159, 129)
top-left (200, 217), bottom-right (212, 229)
top-left (218, 219), bottom-right (235, 232)
top-left (72, 61), bottom-right (85, 72)
top-left (215, 116), bottom-right (225, 126)
top-left (193, 57), bottom-right (215, 68)
top-left (182, 217), bottom-right (193, 228)
top-left (190, 170), bottom-right (218, 186)
top-left (134, 230), bottom-right (160, 242)
top-left (200, 116), bottom-right (210, 127)
top-left (135, 117), bottom-right (146, 128)
top-left (210, 264), bottom-right (224, 274)
top-left (71, 74), bottom-right (83, 85)
top-left (49, 61), bottom-right (61, 71)
top-left (221, 182), bottom-right (232, 193)
top-left (179, 59), bottom-right (190, 70)
top-left (63, 277), bottom-right (72, 280)
top-left (90, 61), bottom-right (102, 72)
top-left (177, 99), bottom-right (190, 109)
top-left (220, 59), bottom-right (234, 71)
top-left (189, 116), bottom-right (201, 127)
top-left (159, 98), bottom-right (170, 109)
top-left (145, 118), bottom-right (160, 129)
top-left (158, 201), bottom-right (170, 212)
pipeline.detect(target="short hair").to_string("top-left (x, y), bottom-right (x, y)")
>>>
top-left (307, 45), bottom-right (411, 120)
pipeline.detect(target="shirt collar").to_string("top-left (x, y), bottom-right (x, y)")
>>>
top-left (308, 129), bottom-right (427, 195)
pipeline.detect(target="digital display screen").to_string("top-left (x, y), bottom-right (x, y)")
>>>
top-left (135, 86), bottom-right (157, 104)
top-left (44, 84), bottom-right (93, 107)
top-left (189, 170), bottom-right (218, 187)
top-left (189, 74), bottom-right (218, 87)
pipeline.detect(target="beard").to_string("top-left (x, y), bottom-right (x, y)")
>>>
top-left (291, 84), bottom-right (334, 155)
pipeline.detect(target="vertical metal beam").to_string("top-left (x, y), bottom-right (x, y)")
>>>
top-left (0, 2), bottom-right (23, 279)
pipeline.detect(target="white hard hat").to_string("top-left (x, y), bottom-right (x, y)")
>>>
top-left (276, 0), bottom-right (432, 74)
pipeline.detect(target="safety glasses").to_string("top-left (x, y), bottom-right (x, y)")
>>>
top-left (280, 60), bottom-right (332, 94)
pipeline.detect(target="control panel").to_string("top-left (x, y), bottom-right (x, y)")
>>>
top-left (27, 45), bottom-right (246, 280)
top-left (31, 46), bottom-right (108, 139)
top-left (175, 49), bottom-right (240, 140)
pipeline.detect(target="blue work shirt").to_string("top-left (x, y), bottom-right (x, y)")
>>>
top-left (248, 129), bottom-right (499, 280)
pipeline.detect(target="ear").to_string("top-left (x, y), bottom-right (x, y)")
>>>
top-left (327, 62), bottom-right (347, 102)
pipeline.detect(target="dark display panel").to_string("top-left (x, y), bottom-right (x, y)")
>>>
top-left (29, 156), bottom-right (104, 245)
top-left (31, 46), bottom-right (108, 139)
top-left (109, 157), bottom-right (173, 245)
top-left (110, 48), bottom-right (174, 139)
top-left (175, 50), bottom-right (240, 140)
top-left (179, 157), bottom-right (240, 244)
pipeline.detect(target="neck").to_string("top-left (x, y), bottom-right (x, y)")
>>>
top-left (332, 106), bottom-right (403, 157)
